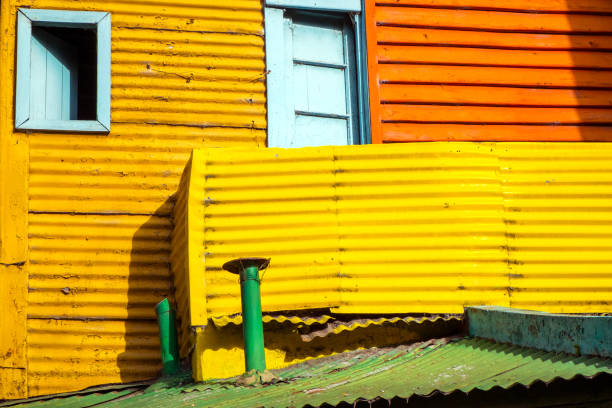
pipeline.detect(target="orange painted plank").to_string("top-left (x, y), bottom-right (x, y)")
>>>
top-left (379, 84), bottom-right (612, 107)
top-left (377, 0), bottom-right (612, 13)
top-left (378, 45), bottom-right (612, 69)
top-left (366, 0), bottom-right (383, 144)
top-left (378, 64), bottom-right (612, 88)
top-left (381, 105), bottom-right (612, 124)
top-left (376, 27), bottom-right (612, 50)
top-left (376, 7), bottom-right (612, 33)
top-left (381, 123), bottom-right (612, 142)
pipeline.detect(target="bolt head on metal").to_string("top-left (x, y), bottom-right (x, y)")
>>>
top-left (223, 257), bottom-right (270, 274)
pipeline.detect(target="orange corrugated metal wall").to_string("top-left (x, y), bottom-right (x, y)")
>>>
top-left (364, 0), bottom-right (612, 143)
top-left (0, 0), bottom-right (267, 397)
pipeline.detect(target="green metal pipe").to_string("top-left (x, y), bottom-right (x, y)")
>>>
top-left (155, 298), bottom-right (180, 376)
top-left (223, 257), bottom-right (269, 373)
top-left (240, 264), bottom-right (266, 372)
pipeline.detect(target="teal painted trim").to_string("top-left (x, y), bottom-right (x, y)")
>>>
top-left (281, 14), bottom-right (295, 146)
top-left (342, 18), bottom-right (358, 145)
top-left (20, 8), bottom-right (107, 27)
top-left (264, 7), bottom-right (286, 148)
top-left (18, 119), bottom-right (109, 132)
top-left (15, 10), bottom-right (31, 128)
top-left (96, 13), bottom-right (111, 131)
top-left (266, 0), bottom-right (361, 12)
top-left (466, 306), bottom-right (612, 358)
top-left (357, 2), bottom-right (371, 144)
top-left (14, 8), bottom-right (111, 133)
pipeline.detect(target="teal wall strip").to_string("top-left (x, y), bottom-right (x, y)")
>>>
top-left (467, 306), bottom-right (612, 358)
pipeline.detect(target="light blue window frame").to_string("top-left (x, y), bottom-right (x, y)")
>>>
top-left (265, 0), bottom-right (370, 147)
top-left (15, 8), bottom-right (111, 132)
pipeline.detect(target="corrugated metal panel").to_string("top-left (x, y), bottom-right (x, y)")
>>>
top-left (26, 319), bottom-right (160, 397)
top-left (0, 368), bottom-right (27, 401)
top-left (500, 144), bottom-right (612, 313)
top-left (4, 386), bottom-right (142, 408)
top-left (28, 214), bottom-right (172, 320)
top-left (169, 155), bottom-right (191, 357)
top-left (182, 143), bottom-right (612, 318)
top-left (27, 214), bottom-right (167, 395)
top-left (364, 0), bottom-right (612, 143)
top-left (333, 143), bottom-right (508, 314)
top-left (301, 316), bottom-right (463, 342)
top-left (211, 314), bottom-right (334, 327)
top-left (89, 338), bottom-right (612, 407)
top-left (199, 147), bottom-right (343, 317)
top-left (0, 0), bottom-right (267, 397)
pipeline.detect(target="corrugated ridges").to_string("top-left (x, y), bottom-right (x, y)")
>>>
top-left (211, 314), bottom-right (334, 327)
top-left (500, 144), bottom-right (612, 312)
top-left (301, 315), bottom-right (463, 341)
top-left (31, 0), bottom-right (264, 34)
top-left (28, 214), bottom-right (172, 319)
top-left (0, 386), bottom-right (143, 408)
top-left (190, 143), bottom-right (612, 318)
top-left (93, 337), bottom-right (612, 407)
top-left (28, 126), bottom-right (264, 215)
top-left (169, 156), bottom-right (191, 357)
top-left (333, 143), bottom-right (508, 314)
top-left (26, 319), bottom-right (160, 397)
top-left (19, 0), bottom-right (266, 396)
top-left (201, 147), bottom-right (343, 316)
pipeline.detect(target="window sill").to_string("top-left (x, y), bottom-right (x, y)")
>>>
top-left (16, 119), bottom-right (110, 132)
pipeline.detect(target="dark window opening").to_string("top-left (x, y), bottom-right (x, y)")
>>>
top-left (31, 26), bottom-right (97, 120)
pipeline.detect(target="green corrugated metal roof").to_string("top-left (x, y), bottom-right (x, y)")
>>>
top-left (8, 337), bottom-right (612, 407)
top-left (1, 387), bottom-right (141, 408)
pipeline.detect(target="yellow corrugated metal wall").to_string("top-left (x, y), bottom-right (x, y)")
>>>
top-left (197, 147), bottom-right (345, 320)
top-left (501, 144), bottom-right (612, 312)
top-left (0, 0), bottom-right (265, 398)
top-left (180, 143), bottom-right (612, 319)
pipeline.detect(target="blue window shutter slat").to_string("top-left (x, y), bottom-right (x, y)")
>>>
top-left (293, 116), bottom-right (348, 147)
top-left (263, 7), bottom-right (286, 147)
top-left (292, 18), bottom-right (344, 65)
top-left (282, 15), bottom-right (295, 146)
top-left (29, 35), bottom-right (47, 120)
top-left (45, 48), bottom-right (64, 119)
top-left (297, 64), bottom-right (346, 115)
top-left (36, 27), bottom-right (79, 120)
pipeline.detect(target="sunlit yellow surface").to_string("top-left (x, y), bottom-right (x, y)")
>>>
top-left (177, 143), bottom-right (612, 329)
top-left (0, 0), bottom-right (265, 398)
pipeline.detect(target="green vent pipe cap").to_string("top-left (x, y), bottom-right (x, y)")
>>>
top-left (223, 257), bottom-right (270, 275)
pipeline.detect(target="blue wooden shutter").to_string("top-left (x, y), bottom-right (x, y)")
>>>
top-left (281, 13), bottom-right (358, 148)
top-left (30, 27), bottom-right (78, 121)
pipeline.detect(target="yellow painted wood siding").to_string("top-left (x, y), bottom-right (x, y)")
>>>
top-left (0, 0), bottom-right (265, 398)
top-left (176, 143), bottom-right (612, 320)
